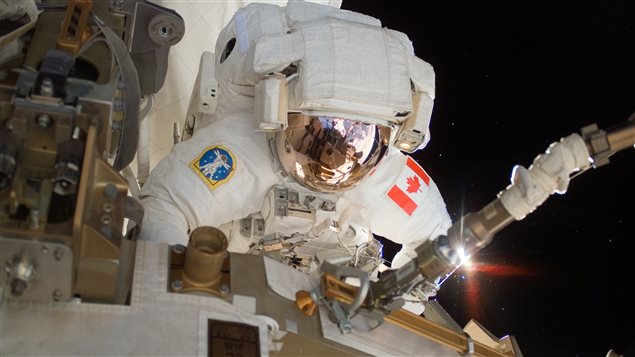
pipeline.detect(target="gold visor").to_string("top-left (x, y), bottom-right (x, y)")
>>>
top-left (275, 114), bottom-right (390, 192)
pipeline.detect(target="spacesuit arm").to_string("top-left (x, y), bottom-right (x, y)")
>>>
top-left (354, 151), bottom-right (452, 314)
top-left (0, 0), bottom-right (38, 22)
top-left (392, 240), bottom-right (422, 270)
top-left (392, 214), bottom-right (451, 269)
top-left (391, 209), bottom-right (452, 315)
top-left (138, 196), bottom-right (190, 245)
top-left (393, 240), bottom-right (435, 315)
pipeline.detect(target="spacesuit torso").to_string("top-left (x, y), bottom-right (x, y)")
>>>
top-left (139, 88), bottom-right (451, 274)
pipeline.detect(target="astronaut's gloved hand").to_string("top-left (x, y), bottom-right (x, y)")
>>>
top-left (0, 0), bottom-right (38, 24)
top-left (391, 241), bottom-right (425, 314)
top-left (1, 0), bottom-right (38, 62)
top-left (396, 280), bottom-right (441, 315)
top-left (392, 243), bottom-right (419, 270)
top-left (391, 240), bottom-right (442, 315)
top-left (401, 293), bottom-right (426, 315)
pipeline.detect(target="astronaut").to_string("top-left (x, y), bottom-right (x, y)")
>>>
top-left (139, 1), bottom-right (451, 307)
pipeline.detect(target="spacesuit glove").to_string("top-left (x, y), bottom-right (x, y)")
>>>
top-left (401, 293), bottom-right (426, 315)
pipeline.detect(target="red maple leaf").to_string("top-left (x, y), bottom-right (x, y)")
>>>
top-left (406, 175), bottom-right (421, 193)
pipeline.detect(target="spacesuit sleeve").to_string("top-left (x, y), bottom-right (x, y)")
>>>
top-left (352, 151), bottom-right (451, 315)
top-left (136, 111), bottom-right (279, 246)
top-left (391, 216), bottom-right (450, 269)
top-left (138, 196), bottom-right (190, 245)
top-left (347, 149), bottom-right (452, 264)
top-left (136, 148), bottom-right (202, 246)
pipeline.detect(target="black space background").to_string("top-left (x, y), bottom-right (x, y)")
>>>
top-left (340, 2), bottom-right (635, 357)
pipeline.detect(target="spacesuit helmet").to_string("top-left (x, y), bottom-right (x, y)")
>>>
top-left (214, 1), bottom-right (436, 193)
top-left (274, 113), bottom-right (391, 192)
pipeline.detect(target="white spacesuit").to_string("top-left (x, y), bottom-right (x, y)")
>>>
top-left (139, 1), bottom-right (451, 302)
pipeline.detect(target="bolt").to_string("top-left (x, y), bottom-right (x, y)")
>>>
top-left (52, 289), bottom-right (62, 301)
top-left (110, 0), bottom-right (123, 10)
top-left (172, 244), bottom-right (186, 254)
top-left (71, 126), bottom-right (81, 140)
top-left (102, 203), bottom-right (114, 212)
top-left (64, 95), bottom-right (76, 104)
top-left (101, 215), bottom-right (112, 225)
top-left (29, 209), bottom-right (40, 229)
top-left (54, 248), bottom-right (65, 261)
top-left (40, 78), bottom-right (54, 96)
top-left (103, 183), bottom-right (118, 199)
top-left (159, 26), bottom-right (172, 38)
top-left (171, 279), bottom-right (183, 291)
top-left (36, 114), bottom-right (52, 128)
top-left (219, 283), bottom-right (230, 296)
top-left (41, 246), bottom-right (49, 254)
top-left (321, 200), bottom-right (336, 212)
top-left (10, 279), bottom-right (27, 296)
top-left (303, 196), bottom-right (313, 206)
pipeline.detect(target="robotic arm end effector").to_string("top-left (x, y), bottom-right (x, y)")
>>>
top-left (364, 114), bottom-right (635, 315)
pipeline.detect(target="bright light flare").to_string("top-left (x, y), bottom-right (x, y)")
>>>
top-left (456, 260), bottom-right (536, 322)
top-left (439, 247), bottom-right (473, 286)
top-left (468, 263), bottom-right (534, 277)
top-left (457, 247), bottom-right (472, 266)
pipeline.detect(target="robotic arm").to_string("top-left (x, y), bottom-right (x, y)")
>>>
top-left (296, 114), bottom-right (635, 342)
top-left (383, 115), bottom-right (635, 307)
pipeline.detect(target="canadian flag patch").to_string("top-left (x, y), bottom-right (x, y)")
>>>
top-left (386, 156), bottom-right (430, 216)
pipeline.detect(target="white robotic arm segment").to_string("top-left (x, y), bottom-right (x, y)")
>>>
top-left (498, 133), bottom-right (591, 220)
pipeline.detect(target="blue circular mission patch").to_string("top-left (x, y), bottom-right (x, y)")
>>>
top-left (189, 145), bottom-right (236, 190)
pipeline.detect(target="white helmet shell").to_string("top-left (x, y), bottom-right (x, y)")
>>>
top-left (215, 0), bottom-right (436, 152)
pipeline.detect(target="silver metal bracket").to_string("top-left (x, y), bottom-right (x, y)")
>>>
top-left (273, 187), bottom-right (312, 218)
top-left (1, 238), bottom-right (73, 302)
top-left (332, 300), bottom-right (353, 334)
top-left (462, 332), bottom-right (475, 356)
top-left (240, 215), bottom-right (265, 238)
top-left (580, 123), bottom-right (611, 168)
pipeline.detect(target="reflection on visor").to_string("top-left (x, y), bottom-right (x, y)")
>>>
top-left (275, 114), bottom-right (390, 192)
